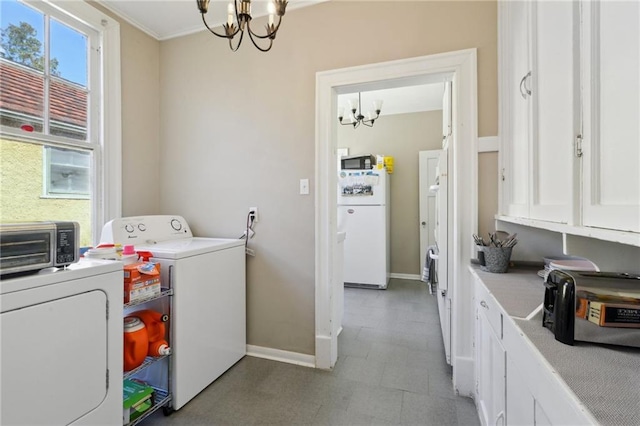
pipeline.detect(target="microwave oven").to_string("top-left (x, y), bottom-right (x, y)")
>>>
top-left (543, 269), bottom-right (640, 348)
top-left (341, 154), bottom-right (376, 170)
top-left (0, 221), bottom-right (80, 276)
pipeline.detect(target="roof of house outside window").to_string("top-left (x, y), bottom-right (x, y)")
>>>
top-left (0, 58), bottom-right (88, 132)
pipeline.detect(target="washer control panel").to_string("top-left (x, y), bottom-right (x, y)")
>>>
top-left (100, 215), bottom-right (193, 244)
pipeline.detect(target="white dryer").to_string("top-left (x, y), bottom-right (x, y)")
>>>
top-left (0, 259), bottom-right (123, 425)
top-left (100, 215), bottom-right (246, 411)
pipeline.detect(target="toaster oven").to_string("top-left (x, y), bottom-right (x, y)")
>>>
top-left (0, 221), bottom-right (80, 276)
top-left (543, 269), bottom-right (640, 348)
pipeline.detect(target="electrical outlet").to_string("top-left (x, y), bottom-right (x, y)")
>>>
top-left (249, 206), bottom-right (258, 223)
top-left (245, 247), bottom-right (255, 256)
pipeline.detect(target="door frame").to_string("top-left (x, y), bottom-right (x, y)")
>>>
top-left (314, 49), bottom-right (478, 395)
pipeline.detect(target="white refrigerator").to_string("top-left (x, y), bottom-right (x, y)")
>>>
top-left (337, 169), bottom-right (390, 289)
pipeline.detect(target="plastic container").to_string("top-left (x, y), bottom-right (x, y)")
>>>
top-left (478, 246), bottom-right (513, 273)
top-left (148, 339), bottom-right (171, 357)
top-left (123, 316), bottom-right (149, 371)
top-left (132, 309), bottom-right (168, 342)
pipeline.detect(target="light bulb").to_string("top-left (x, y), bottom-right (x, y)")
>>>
top-left (372, 99), bottom-right (383, 112)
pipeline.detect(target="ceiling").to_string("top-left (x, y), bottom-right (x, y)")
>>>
top-left (97, 1), bottom-right (445, 115)
top-left (98, 0), bottom-right (324, 41)
top-left (337, 83), bottom-right (445, 118)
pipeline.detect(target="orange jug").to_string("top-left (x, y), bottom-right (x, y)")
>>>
top-left (132, 309), bottom-right (168, 342)
top-left (148, 339), bottom-right (171, 357)
top-left (123, 316), bottom-right (149, 371)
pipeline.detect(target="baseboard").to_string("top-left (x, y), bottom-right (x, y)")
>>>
top-left (246, 344), bottom-right (316, 368)
top-left (389, 273), bottom-right (422, 281)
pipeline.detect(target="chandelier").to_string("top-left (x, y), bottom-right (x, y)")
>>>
top-left (338, 92), bottom-right (383, 129)
top-left (196, 0), bottom-right (288, 52)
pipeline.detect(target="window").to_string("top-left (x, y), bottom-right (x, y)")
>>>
top-left (43, 147), bottom-right (91, 197)
top-left (0, 0), bottom-right (120, 246)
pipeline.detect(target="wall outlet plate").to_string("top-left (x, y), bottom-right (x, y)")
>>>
top-left (249, 207), bottom-right (258, 222)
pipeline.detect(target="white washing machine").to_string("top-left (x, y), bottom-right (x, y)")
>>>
top-left (100, 215), bottom-right (246, 411)
top-left (0, 259), bottom-right (123, 425)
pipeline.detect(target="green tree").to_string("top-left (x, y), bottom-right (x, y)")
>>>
top-left (0, 21), bottom-right (59, 75)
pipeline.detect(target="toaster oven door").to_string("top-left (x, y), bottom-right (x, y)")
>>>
top-left (0, 228), bottom-right (54, 275)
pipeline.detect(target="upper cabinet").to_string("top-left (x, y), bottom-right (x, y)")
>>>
top-left (581, 1), bottom-right (640, 234)
top-left (499, 0), bottom-right (640, 238)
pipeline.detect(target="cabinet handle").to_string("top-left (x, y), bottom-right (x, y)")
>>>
top-left (495, 411), bottom-right (505, 426)
top-left (519, 71), bottom-right (532, 99)
top-left (480, 300), bottom-right (489, 309)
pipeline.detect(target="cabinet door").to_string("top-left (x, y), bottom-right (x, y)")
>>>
top-left (500, 0), bottom-right (531, 218)
top-left (476, 308), bottom-right (506, 426)
top-left (506, 356), bottom-right (534, 425)
top-left (581, 0), bottom-right (640, 233)
top-left (528, 0), bottom-right (577, 223)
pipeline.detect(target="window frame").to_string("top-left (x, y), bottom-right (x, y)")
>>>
top-left (0, 0), bottom-right (121, 245)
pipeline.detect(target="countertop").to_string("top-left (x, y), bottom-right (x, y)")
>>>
top-left (470, 264), bottom-right (640, 426)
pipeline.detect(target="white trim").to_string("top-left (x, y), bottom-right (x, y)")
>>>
top-left (496, 215), bottom-right (640, 247)
top-left (478, 136), bottom-right (499, 153)
top-left (389, 273), bottom-right (422, 281)
top-left (246, 345), bottom-right (316, 368)
top-left (315, 50), bottom-right (478, 394)
top-left (100, 16), bottom-right (122, 236)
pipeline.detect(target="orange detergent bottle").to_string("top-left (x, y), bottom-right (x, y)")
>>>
top-left (148, 339), bottom-right (171, 357)
top-left (132, 309), bottom-right (168, 342)
top-left (123, 316), bottom-right (149, 371)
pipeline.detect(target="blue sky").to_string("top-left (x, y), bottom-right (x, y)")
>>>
top-left (0, 0), bottom-right (87, 86)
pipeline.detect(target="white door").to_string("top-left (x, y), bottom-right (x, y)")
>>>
top-left (340, 205), bottom-right (387, 286)
top-left (501, 0), bottom-right (531, 218)
top-left (528, 0), bottom-right (576, 223)
top-left (419, 150), bottom-right (441, 272)
top-left (581, 0), bottom-right (640, 233)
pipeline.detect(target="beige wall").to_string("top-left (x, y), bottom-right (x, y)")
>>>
top-left (159, 1), bottom-right (497, 355)
top-left (89, 2), bottom-right (162, 218)
top-left (338, 111), bottom-right (443, 275)
top-left (478, 151), bottom-right (499, 239)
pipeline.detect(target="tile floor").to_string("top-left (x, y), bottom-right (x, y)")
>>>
top-left (148, 278), bottom-right (480, 425)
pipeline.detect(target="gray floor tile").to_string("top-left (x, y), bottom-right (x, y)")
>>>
top-left (335, 355), bottom-right (385, 386)
top-left (380, 362), bottom-right (429, 394)
top-left (347, 383), bottom-right (404, 422)
top-left (401, 391), bottom-right (459, 426)
top-left (141, 278), bottom-right (480, 426)
top-left (456, 396), bottom-right (482, 426)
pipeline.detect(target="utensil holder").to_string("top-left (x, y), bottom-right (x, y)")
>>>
top-left (478, 246), bottom-right (513, 273)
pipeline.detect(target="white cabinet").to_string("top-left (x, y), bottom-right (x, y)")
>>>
top-left (499, 0), bottom-right (576, 223)
top-left (499, 0), bottom-right (640, 236)
top-left (473, 274), bottom-right (595, 426)
top-left (475, 280), bottom-right (506, 426)
top-left (500, 0), bottom-right (530, 219)
top-left (581, 0), bottom-right (640, 233)
top-left (505, 357), bottom-right (534, 426)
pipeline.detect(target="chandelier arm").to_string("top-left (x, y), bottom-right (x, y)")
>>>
top-left (247, 15), bottom-right (283, 40)
top-left (362, 120), bottom-right (374, 127)
top-left (246, 28), bottom-right (274, 52)
top-left (201, 14), bottom-right (238, 39)
top-left (228, 30), bottom-right (245, 51)
top-left (339, 120), bottom-right (357, 127)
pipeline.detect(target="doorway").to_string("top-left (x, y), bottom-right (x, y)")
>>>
top-left (315, 49), bottom-right (478, 395)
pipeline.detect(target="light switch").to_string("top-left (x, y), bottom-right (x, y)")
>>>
top-left (300, 178), bottom-right (309, 195)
